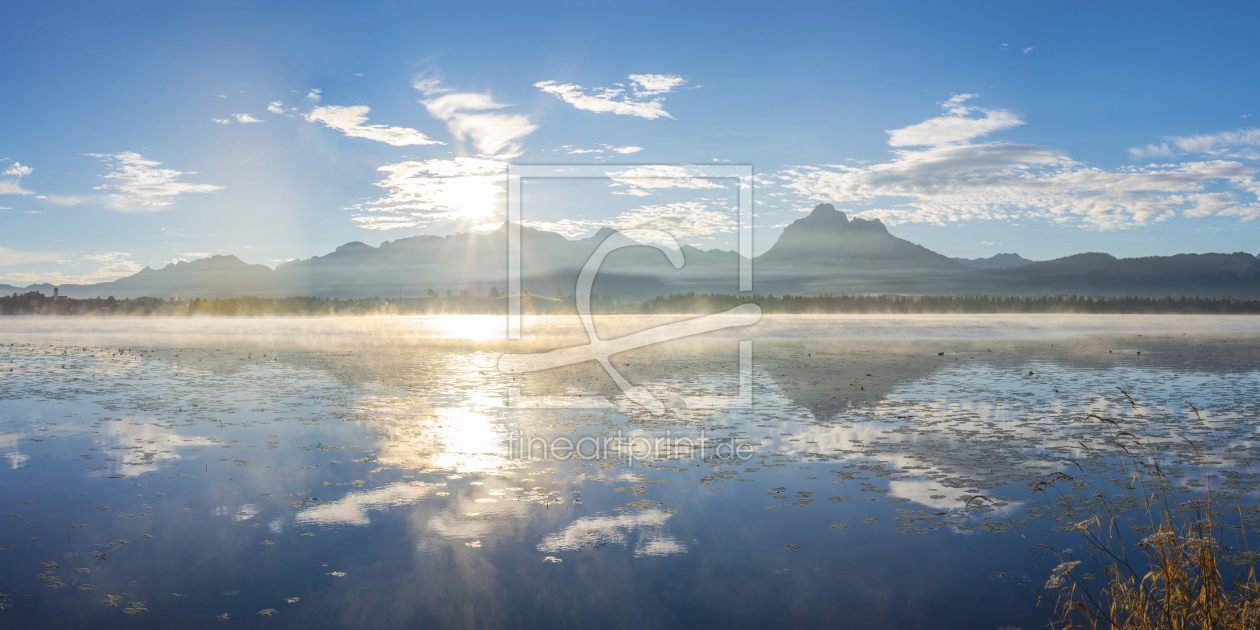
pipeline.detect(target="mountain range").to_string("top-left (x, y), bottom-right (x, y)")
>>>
top-left (951, 253), bottom-right (1035, 269)
top-left (6, 204), bottom-right (1260, 300)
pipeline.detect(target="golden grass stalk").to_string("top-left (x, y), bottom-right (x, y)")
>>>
top-left (1005, 392), bottom-right (1260, 629)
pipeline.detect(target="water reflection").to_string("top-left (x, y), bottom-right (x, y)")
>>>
top-left (1, 317), bottom-right (1259, 628)
top-left (538, 510), bottom-right (686, 557)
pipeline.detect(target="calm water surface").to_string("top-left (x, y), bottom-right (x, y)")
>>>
top-left (2, 315), bottom-right (1260, 628)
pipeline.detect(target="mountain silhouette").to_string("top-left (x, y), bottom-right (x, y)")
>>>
top-left (755, 203), bottom-right (969, 294)
top-left (8, 203), bottom-right (1260, 300)
top-left (952, 253), bottom-right (1035, 269)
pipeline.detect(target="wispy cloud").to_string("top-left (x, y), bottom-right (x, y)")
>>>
top-left (335, 69), bottom-right (541, 229)
top-left (0, 181), bottom-right (31, 195)
top-left (0, 246), bottom-right (63, 267)
top-left (305, 105), bottom-right (443, 146)
top-left (535, 73), bottom-right (687, 120)
top-left (521, 200), bottom-right (736, 246)
top-left (565, 144), bottom-right (643, 155)
top-left (415, 74), bottom-right (536, 158)
top-left (0, 160), bottom-right (34, 195)
top-left (211, 113), bottom-right (264, 125)
top-left (605, 165), bottom-right (728, 197)
top-left (0, 251), bottom-right (144, 286)
top-left (349, 157), bottom-right (506, 230)
top-left (776, 96), bottom-right (1260, 230)
top-left (610, 200), bottom-right (735, 236)
top-left (1130, 128), bottom-right (1260, 160)
top-left (34, 194), bottom-right (85, 206)
top-left (87, 152), bottom-right (224, 212)
top-left (628, 74), bottom-right (686, 96)
top-left (80, 251), bottom-right (134, 263)
top-left (887, 94), bottom-right (1024, 147)
top-left (168, 252), bottom-right (212, 263)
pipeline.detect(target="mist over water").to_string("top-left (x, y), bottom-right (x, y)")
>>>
top-left (2, 315), bottom-right (1259, 628)
top-left (2, 312), bottom-right (1259, 342)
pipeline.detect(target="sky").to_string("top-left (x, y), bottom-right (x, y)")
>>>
top-left (2, 0), bottom-right (1260, 286)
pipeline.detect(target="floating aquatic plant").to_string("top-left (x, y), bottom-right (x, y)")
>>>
top-left (999, 392), bottom-right (1260, 629)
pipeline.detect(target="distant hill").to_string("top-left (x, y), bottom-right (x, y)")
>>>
top-left (755, 203), bottom-right (969, 295)
top-left (952, 253), bottom-right (1036, 269)
top-left (9, 203), bottom-right (1260, 300)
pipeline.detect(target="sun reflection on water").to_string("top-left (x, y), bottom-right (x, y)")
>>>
top-left (417, 315), bottom-right (509, 341)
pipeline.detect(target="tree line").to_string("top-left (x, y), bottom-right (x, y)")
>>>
top-left (0, 291), bottom-right (630, 316)
top-left (639, 292), bottom-right (1260, 314)
top-left (6, 290), bottom-right (1260, 316)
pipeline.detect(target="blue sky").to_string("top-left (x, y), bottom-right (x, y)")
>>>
top-left (3, 1), bottom-right (1260, 286)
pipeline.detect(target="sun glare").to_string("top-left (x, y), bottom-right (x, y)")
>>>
top-left (427, 315), bottom-right (507, 341)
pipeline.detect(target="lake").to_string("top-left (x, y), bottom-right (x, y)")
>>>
top-left (2, 315), bottom-right (1259, 628)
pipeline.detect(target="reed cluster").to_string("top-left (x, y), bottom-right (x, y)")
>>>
top-left (1001, 395), bottom-right (1260, 629)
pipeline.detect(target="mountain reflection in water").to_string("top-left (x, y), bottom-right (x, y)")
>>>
top-left (0, 315), bottom-right (1258, 629)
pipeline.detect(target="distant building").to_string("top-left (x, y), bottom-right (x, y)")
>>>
top-left (53, 286), bottom-right (65, 300)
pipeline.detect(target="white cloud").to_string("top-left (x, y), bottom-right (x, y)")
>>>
top-left (409, 69), bottom-right (538, 158)
top-left (420, 92), bottom-right (536, 158)
top-left (233, 113), bottom-right (261, 123)
top-left (516, 218), bottom-right (595, 239)
top-left (1023, 47), bottom-right (1035, 54)
top-left (0, 251), bottom-right (144, 285)
top-left (537, 510), bottom-right (685, 557)
top-left (304, 105), bottom-right (443, 146)
top-left (87, 152), bottom-right (224, 212)
top-left (169, 252), bottom-right (212, 263)
top-left (606, 164), bottom-right (729, 196)
top-left (267, 101), bottom-right (287, 115)
top-left (1130, 128), bottom-right (1260, 160)
top-left (609, 201), bottom-right (736, 236)
top-left (628, 74), bottom-right (686, 96)
top-left (0, 160), bottom-right (33, 195)
top-left (565, 144), bottom-right (644, 156)
top-left (411, 68), bottom-right (451, 97)
top-left (211, 118), bottom-right (231, 125)
top-left (535, 74), bottom-right (687, 120)
top-left (776, 96), bottom-right (1260, 230)
top-left (296, 482), bottom-right (440, 527)
top-left (349, 157), bottom-right (507, 230)
top-left (0, 247), bottom-right (62, 267)
top-left (34, 194), bottom-right (85, 206)
top-left (0, 180), bottom-right (32, 195)
top-left (3, 162), bottom-right (33, 178)
top-left (522, 200), bottom-right (736, 245)
top-left (81, 251), bottom-right (133, 263)
top-left (887, 94), bottom-right (1024, 147)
